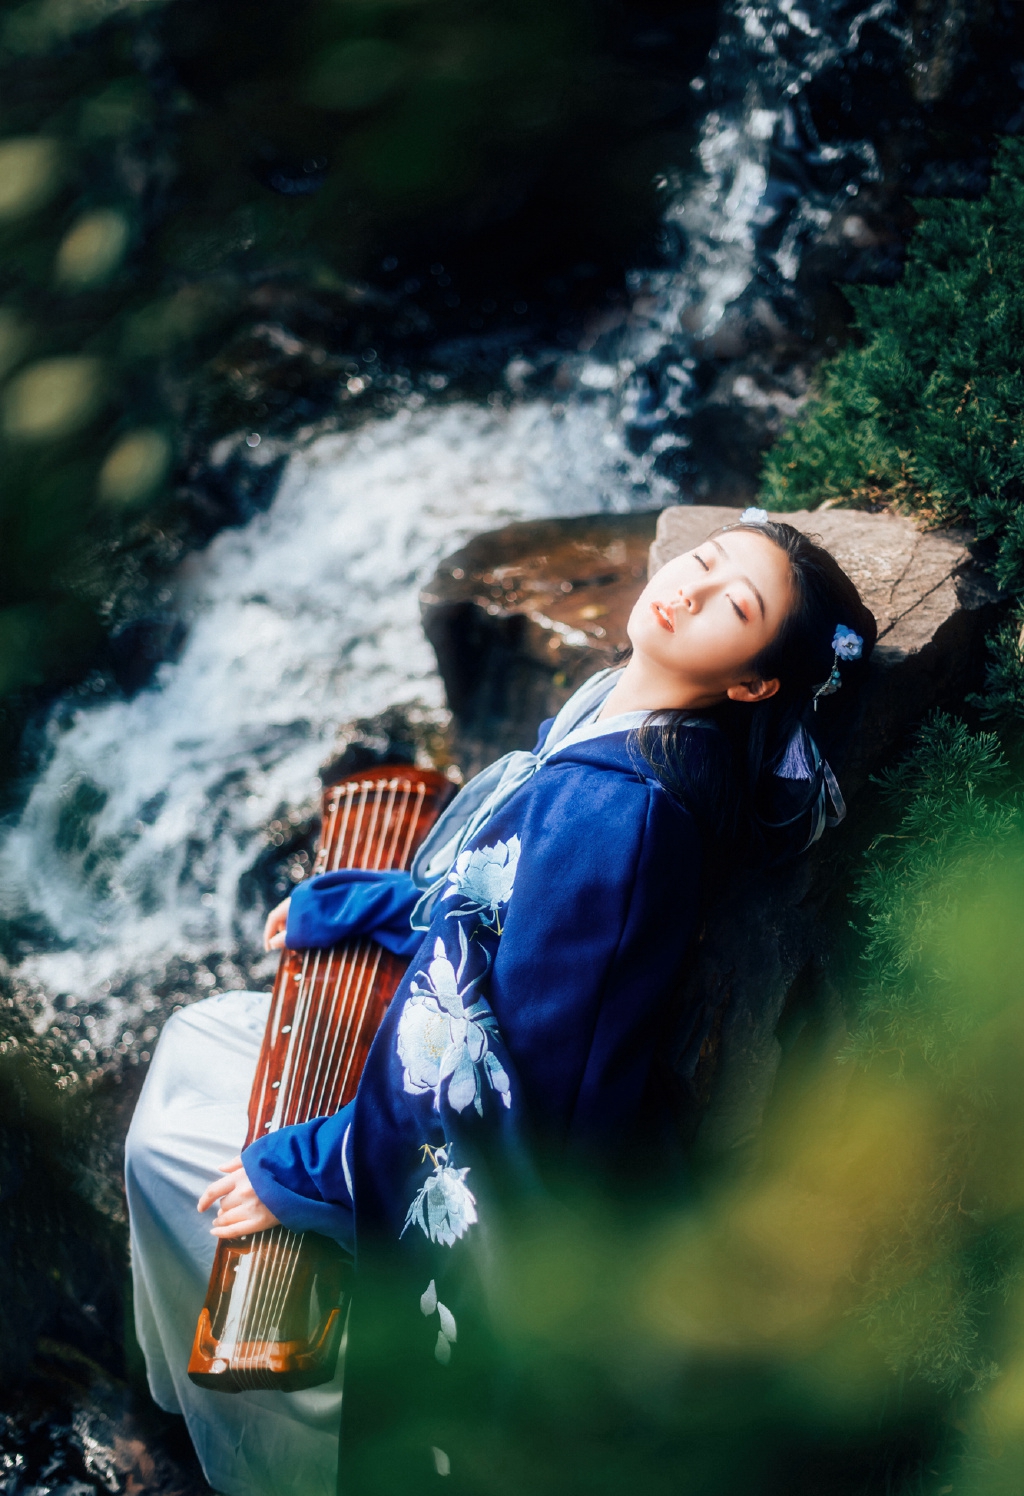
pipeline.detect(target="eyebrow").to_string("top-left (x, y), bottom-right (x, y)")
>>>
top-left (708, 538), bottom-right (766, 619)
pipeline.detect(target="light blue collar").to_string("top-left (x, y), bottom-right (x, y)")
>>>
top-left (409, 668), bottom-right (625, 926)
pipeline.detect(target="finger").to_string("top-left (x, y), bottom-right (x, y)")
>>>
top-left (201, 1164), bottom-right (243, 1204)
top-left (214, 1180), bottom-right (258, 1212)
top-left (217, 1156), bottom-right (244, 1174)
top-left (213, 1202), bottom-right (256, 1226)
top-left (197, 1176), bottom-right (234, 1212)
top-left (262, 903), bottom-right (281, 944)
top-left (212, 1211), bottom-right (271, 1239)
top-left (214, 1182), bottom-right (255, 1210)
top-left (269, 932), bottom-right (285, 950)
top-left (212, 1193), bottom-right (247, 1218)
top-left (211, 1217), bottom-right (257, 1239)
top-left (262, 900), bottom-right (289, 951)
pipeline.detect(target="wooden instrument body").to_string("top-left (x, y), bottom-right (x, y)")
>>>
top-left (188, 765), bottom-right (453, 1393)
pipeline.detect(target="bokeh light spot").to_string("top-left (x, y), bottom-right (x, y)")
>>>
top-left (98, 428), bottom-right (170, 505)
top-left (3, 356), bottom-right (103, 441)
top-left (56, 209), bottom-right (129, 287)
top-left (0, 137), bottom-right (61, 222)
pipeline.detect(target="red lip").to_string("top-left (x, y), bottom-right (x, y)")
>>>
top-left (651, 600), bottom-right (675, 633)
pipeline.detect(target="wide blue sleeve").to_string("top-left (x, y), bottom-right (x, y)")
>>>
top-left (488, 762), bottom-right (702, 1150)
top-left (285, 869), bottom-right (420, 957)
top-left (242, 1101), bottom-right (356, 1251)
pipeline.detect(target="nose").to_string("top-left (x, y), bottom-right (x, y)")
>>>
top-left (675, 583), bottom-right (699, 613)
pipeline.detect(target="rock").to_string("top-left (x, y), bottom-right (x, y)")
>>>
top-left (421, 511), bottom-right (657, 775)
top-left (0, 1340), bottom-right (211, 1496)
top-left (423, 503), bottom-right (1002, 1161)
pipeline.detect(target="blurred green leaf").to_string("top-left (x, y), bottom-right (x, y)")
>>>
top-left (304, 38), bottom-right (410, 111)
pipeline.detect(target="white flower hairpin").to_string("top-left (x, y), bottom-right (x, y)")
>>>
top-left (740, 507), bottom-right (769, 524)
top-left (813, 625), bottom-right (864, 709)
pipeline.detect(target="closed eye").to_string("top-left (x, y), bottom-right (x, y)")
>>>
top-left (729, 597), bottom-right (748, 622)
top-left (693, 552), bottom-right (709, 571)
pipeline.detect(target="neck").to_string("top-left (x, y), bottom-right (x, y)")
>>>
top-left (597, 655), bottom-right (721, 719)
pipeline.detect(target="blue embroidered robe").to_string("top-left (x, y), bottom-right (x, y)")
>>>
top-left (242, 725), bottom-right (705, 1489)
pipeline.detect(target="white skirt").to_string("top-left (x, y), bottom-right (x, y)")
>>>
top-left (125, 990), bottom-right (344, 1496)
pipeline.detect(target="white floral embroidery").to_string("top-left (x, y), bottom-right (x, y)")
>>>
top-left (402, 1146), bottom-right (478, 1247)
top-left (437, 1301), bottom-right (457, 1342)
top-left (419, 1279), bottom-right (458, 1362)
top-left (397, 932), bottom-right (511, 1115)
top-left (443, 835), bottom-right (520, 927)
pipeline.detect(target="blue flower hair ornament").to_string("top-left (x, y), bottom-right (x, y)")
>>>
top-left (813, 625), bottom-right (864, 709)
top-left (832, 626), bottom-right (863, 661)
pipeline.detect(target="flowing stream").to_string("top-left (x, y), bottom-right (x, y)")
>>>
top-left (0, 399), bottom-right (644, 1056)
top-left (0, 0), bottom-right (911, 1061)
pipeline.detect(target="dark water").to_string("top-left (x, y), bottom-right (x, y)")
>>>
top-left (2, 0), bottom-right (1024, 1489)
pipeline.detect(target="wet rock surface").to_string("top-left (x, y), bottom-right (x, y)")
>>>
top-left (425, 502), bottom-right (1002, 1160)
top-left (0, 1343), bottom-right (210, 1496)
top-left (421, 511), bottom-right (657, 775)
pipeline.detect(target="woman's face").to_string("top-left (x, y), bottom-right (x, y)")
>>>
top-left (628, 527), bottom-right (795, 707)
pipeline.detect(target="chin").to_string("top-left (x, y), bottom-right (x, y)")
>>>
top-left (640, 644), bottom-right (688, 679)
top-left (629, 609), bottom-right (666, 652)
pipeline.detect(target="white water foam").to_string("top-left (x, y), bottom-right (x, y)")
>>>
top-left (639, 0), bottom-right (895, 342)
top-left (0, 399), bottom-right (649, 1045)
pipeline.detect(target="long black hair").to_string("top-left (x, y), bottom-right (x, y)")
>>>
top-left (630, 518), bottom-right (877, 871)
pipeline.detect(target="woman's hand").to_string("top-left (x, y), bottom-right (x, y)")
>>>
top-left (263, 898), bottom-right (290, 951)
top-left (198, 1156), bottom-right (281, 1239)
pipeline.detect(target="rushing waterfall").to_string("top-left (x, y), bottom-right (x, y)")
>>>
top-left (654, 0), bottom-right (894, 336)
top-left (0, 0), bottom-right (915, 1059)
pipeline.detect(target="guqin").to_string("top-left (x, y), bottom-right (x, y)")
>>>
top-left (188, 765), bottom-right (453, 1393)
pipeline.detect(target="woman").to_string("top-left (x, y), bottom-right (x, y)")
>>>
top-left (126, 513), bottom-right (876, 1495)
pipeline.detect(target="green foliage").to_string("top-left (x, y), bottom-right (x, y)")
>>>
top-left (843, 715), bottom-right (1024, 1395)
top-left (969, 612), bottom-right (1024, 728)
top-left (762, 138), bottom-right (1024, 587)
top-left (851, 713), bottom-right (1017, 1056)
top-left (756, 131), bottom-right (1024, 1455)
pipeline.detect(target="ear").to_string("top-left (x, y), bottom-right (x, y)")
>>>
top-left (726, 675), bottom-right (780, 705)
